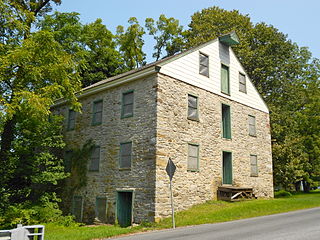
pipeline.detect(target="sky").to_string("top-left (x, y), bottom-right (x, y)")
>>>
top-left (55, 0), bottom-right (320, 62)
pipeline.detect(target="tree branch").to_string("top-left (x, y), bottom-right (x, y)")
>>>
top-left (33, 0), bottom-right (51, 16)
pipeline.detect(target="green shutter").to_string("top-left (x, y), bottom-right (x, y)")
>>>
top-left (89, 146), bottom-right (100, 171)
top-left (72, 196), bottom-right (83, 222)
top-left (223, 152), bottom-right (232, 185)
top-left (188, 95), bottom-right (199, 120)
top-left (67, 109), bottom-right (76, 130)
top-left (221, 64), bottom-right (230, 94)
top-left (92, 100), bottom-right (103, 125)
top-left (96, 197), bottom-right (107, 223)
top-left (222, 104), bottom-right (231, 139)
top-left (188, 144), bottom-right (199, 171)
top-left (121, 91), bottom-right (134, 118)
top-left (120, 142), bottom-right (132, 168)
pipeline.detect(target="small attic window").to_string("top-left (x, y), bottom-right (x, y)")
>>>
top-left (199, 52), bottom-right (209, 77)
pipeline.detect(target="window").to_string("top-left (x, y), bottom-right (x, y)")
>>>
top-left (64, 150), bottom-right (73, 173)
top-left (239, 73), bottom-right (246, 93)
top-left (121, 91), bottom-right (134, 118)
top-left (250, 155), bottom-right (258, 177)
top-left (248, 115), bottom-right (256, 136)
top-left (95, 197), bottom-right (107, 223)
top-left (221, 64), bottom-right (230, 94)
top-left (120, 142), bottom-right (132, 169)
top-left (67, 109), bottom-right (76, 130)
top-left (92, 100), bottom-right (103, 125)
top-left (187, 94), bottom-right (199, 120)
top-left (188, 144), bottom-right (199, 171)
top-left (89, 146), bottom-right (100, 171)
top-left (199, 52), bottom-right (209, 77)
top-left (72, 196), bottom-right (83, 222)
top-left (222, 104), bottom-right (231, 139)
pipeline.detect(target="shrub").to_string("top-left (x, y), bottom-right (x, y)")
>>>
top-left (274, 190), bottom-right (292, 198)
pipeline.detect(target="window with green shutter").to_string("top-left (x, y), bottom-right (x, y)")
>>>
top-left (222, 104), bottom-right (231, 139)
top-left (199, 52), bottom-right (209, 77)
top-left (64, 150), bottom-right (73, 173)
top-left (250, 155), bottom-right (258, 177)
top-left (72, 196), bottom-right (83, 222)
top-left (239, 72), bottom-right (246, 93)
top-left (121, 91), bottom-right (134, 118)
top-left (187, 94), bottom-right (199, 120)
top-left (67, 109), bottom-right (76, 130)
top-left (120, 142), bottom-right (132, 169)
top-left (221, 64), bottom-right (230, 94)
top-left (92, 100), bottom-right (103, 125)
top-left (89, 146), bottom-right (100, 171)
top-left (95, 197), bottom-right (107, 223)
top-left (188, 144), bottom-right (199, 171)
top-left (248, 115), bottom-right (256, 136)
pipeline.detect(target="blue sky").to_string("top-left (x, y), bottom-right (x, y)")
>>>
top-left (55, 0), bottom-right (319, 62)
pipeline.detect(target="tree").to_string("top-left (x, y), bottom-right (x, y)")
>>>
top-left (184, 6), bottom-right (320, 191)
top-left (38, 12), bottom-right (124, 87)
top-left (116, 17), bottom-right (146, 70)
top-left (0, 0), bottom-right (81, 209)
top-left (145, 14), bottom-right (183, 60)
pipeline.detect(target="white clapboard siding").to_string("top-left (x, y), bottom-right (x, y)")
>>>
top-left (159, 40), bottom-right (269, 113)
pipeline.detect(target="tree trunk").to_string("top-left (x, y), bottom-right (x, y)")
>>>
top-left (303, 181), bottom-right (311, 193)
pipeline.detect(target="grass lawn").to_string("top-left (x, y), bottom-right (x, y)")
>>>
top-left (45, 191), bottom-right (320, 240)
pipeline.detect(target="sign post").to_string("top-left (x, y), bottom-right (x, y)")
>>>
top-left (166, 158), bottom-right (176, 229)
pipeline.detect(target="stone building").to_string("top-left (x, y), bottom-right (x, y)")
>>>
top-left (54, 32), bottom-right (273, 226)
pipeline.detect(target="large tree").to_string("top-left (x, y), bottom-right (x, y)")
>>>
top-left (145, 14), bottom-right (184, 60)
top-left (38, 12), bottom-right (124, 87)
top-left (0, 0), bottom-right (81, 209)
top-left (184, 6), bottom-right (320, 191)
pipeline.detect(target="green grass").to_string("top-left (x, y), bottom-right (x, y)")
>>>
top-left (45, 192), bottom-right (320, 240)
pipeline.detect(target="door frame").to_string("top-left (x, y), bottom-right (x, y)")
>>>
top-left (222, 151), bottom-right (233, 185)
top-left (116, 189), bottom-right (135, 226)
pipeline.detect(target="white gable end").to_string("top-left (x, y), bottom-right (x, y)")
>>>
top-left (159, 40), bottom-right (269, 113)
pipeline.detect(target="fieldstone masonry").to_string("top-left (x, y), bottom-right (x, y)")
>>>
top-left (59, 70), bottom-right (273, 224)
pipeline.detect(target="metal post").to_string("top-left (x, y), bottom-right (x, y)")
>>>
top-left (170, 179), bottom-right (175, 229)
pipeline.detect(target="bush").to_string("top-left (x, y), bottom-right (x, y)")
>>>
top-left (0, 201), bottom-right (79, 230)
top-left (274, 190), bottom-right (292, 198)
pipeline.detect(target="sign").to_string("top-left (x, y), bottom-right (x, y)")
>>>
top-left (166, 158), bottom-right (176, 229)
top-left (166, 158), bottom-right (176, 181)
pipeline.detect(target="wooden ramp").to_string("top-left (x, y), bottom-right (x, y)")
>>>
top-left (217, 186), bottom-right (256, 201)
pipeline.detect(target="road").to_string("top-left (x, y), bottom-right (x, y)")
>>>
top-left (109, 207), bottom-right (320, 240)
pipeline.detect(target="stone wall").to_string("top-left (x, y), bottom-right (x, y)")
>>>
top-left (59, 74), bottom-right (158, 223)
top-left (154, 73), bottom-right (273, 220)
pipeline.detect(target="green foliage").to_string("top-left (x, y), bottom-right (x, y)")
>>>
top-left (274, 190), bottom-right (292, 198)
top-left (0, 196), bottom-right (79, 230)
top-left (38, 12), bottom-right (124, 87)
top-left (116, 17), bottom-right (146, 70)
top-left (145, 14), bottom-right (184, 60)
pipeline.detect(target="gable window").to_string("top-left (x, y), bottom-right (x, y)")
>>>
top-left (222, 104), bottom-right (231, 139)
top-left (120, 142), bottom-right (132, 169)
top-left (121, 91), bottom-right (134, 118)
top-left (89, 146), bottom-right (100, 171)
top-left (67, 109), bottom-right (76, 130)
top-left (199, 52), bottom-right (209, 77)
top-left (248, 115), bottom-right (256, 136)
top-left (72, 196), bottom-right (83, 222)
top-left (239, 72), bottom-right (246, 93)
top-left (250, 155), bottom-right (258, 177)
top-left (187, 94), bottom-right (199, 120)
top-left (92, 100), bottom-right (103, 125)
top-left (221, 64), bottom-right (230, 95)
top-left (188, 143), bottom-right (199, 171)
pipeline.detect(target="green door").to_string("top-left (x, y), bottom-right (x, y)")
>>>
top-left (117, 192), bottom-right (132, 227)
top-left (223, 152), bottom-right (232, 185)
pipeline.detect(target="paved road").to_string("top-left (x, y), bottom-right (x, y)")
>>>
top-left (109, 207), bottom-right (320, 240)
